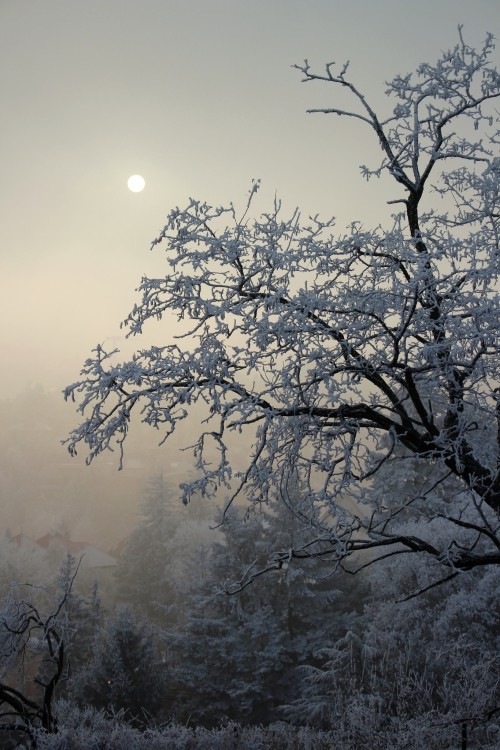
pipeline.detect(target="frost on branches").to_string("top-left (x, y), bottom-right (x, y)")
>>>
top-left (65, 31), bottom-right (500, 590)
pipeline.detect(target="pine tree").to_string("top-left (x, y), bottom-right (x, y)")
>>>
top-left (169, 488), bottom-right (364, 726)
top-left (115, 476), bottom-right (190, 626)
top-left (69, 605), bottom-right (167, 726)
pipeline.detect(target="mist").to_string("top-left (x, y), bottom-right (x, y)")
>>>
top-left (1, 1), bottom-right (500, 746)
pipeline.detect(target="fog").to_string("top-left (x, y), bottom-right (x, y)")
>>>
top-left (1, 0), bottom-right (498, 547)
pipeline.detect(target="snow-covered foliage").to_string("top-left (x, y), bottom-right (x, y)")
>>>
top-left (32, 706), bottom-right (336, 750)
top-left (166, 491), bottom-right (364, 726)
top-left (0, 563), bottom-right (79, 746)
top-left (65, 30), bottom-right (500, 583)
top-left (114, 475), bottom-right (198, 626)
top-left (3, 469), bottom-right (500, 746)
top-left (286, 533), bottom-right (500, 748)
top-left (69, 605), bottom-right (167, 726)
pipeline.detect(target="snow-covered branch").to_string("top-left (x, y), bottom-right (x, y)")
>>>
top-left (65, 30), bottom-right (500, 580)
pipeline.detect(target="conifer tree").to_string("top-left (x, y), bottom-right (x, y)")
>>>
top-left (69, 606), bottom-right (167, 726)
top-left (169, 489), bottom-right (364, 726)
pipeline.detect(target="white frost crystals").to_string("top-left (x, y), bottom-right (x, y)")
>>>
top-left (65, 30), bottom-right (500, 592)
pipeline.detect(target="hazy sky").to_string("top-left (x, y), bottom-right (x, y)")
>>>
top-left (1, 0), bottom-right (499, 398)
top-left (0, 0), bottom-right (499, 544)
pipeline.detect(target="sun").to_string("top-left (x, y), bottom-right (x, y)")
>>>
top-left (127, 174), bottom-right (145, 193)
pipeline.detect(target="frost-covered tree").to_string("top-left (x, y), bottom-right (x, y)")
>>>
top-left (168, 492), bottom-right (363, 726)
top-left (115, 476), bottom-right (184, 625)
top-left (0, 568), bottom-right (79, 746)
top-left (115, 475), bottom-right (213, 626)
top-left (282, 454), bottom-right (500, 744)
top-left (69, 606), bottom-right (167, 727)
top-left (66, 30), bottom-right (500, 586)
top-left (287, 556), bottom-right (500, 748)
top-left (50, 553), bottom-right (101, 678)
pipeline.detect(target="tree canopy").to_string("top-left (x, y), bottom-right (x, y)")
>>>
top-left (65, 30), bottom-right (500, 588)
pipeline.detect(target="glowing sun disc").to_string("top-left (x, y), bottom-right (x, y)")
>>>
top-left (127, 174), bottom-right (145, 192)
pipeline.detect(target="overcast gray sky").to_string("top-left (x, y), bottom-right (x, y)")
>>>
top-left (1, 0), bottom-right (499, 397)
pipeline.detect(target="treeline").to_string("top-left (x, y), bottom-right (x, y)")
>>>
top-left (1, 472), bottom-right (500, 749)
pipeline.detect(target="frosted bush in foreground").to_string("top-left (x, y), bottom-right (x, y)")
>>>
top-left (31, 703), bottom-right (500, 750)
top-left (32, 704), bottom-right (335, 750)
